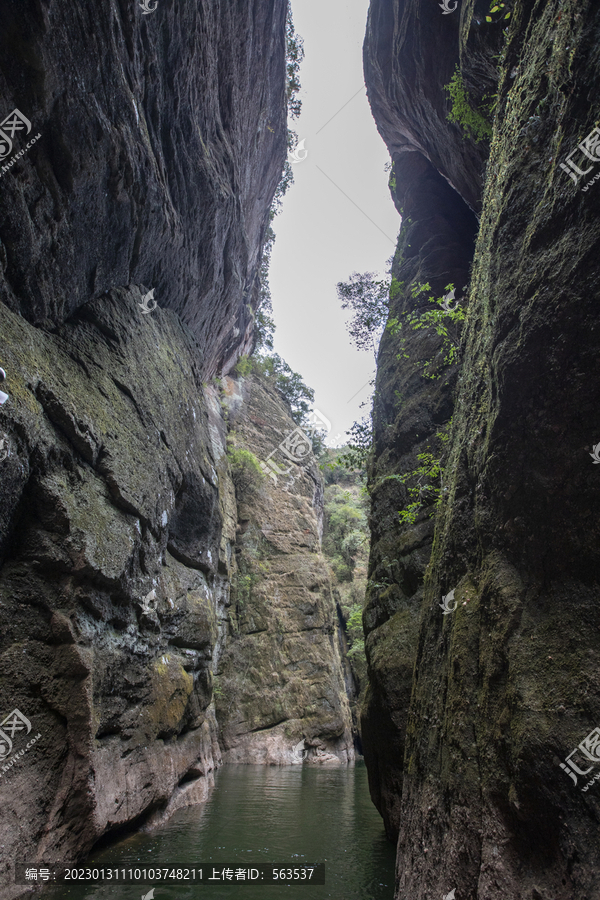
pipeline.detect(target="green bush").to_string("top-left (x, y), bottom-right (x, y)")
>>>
top-left (235, 572), bottom-right (258, 608)
top-left (444, 67), bottom-right (493, 143)
top-left (486, 0), bottom-right (511, 22)
top-left (233, 355), bottom-right (253, 377)
top-left (227, 446), bottom-right (265, 497)
top-left (386, 282), bottom-right (466, 380)
top-left (337, 418), bottom-right (373, 472)
top-left (231, 354), bottom-right (315, 426)
top-left (331, 556), bottom-right (353, 583)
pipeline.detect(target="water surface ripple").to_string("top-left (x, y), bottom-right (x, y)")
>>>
top-left (43, 762), bottom-right (396, 899)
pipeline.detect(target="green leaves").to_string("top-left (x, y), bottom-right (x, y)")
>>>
top-left (486, 1), bottom-right (511, 22)
top-left (337, 418), bottom-right (373, 472)
top-left (337, 271), bottom-right (392, 354)
top-left (386, 282), bottom-right (466, 380)
top-left (395, 422), bottom-right (452, 526)
top-left (444, 67), bottom-right (493, 142)
top-left (285, 10), bottom-right (305, 120)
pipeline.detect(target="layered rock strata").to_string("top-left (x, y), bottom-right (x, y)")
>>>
top-left (0, 0), bottom-right (295, 893)
top-left (0, 291), bottom-right (232, 891)
top-left (363, 0), bottom-right (600, 897)
top-left (216, 375), bottom-right (355, 766)
top-left (0, 0), bottom-right (287, 375)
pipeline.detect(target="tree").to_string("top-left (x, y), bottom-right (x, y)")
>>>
top-left (285, 10), bottom-right (305, 120)
top-left (338, 417), bottom-right (373, 472)
top-left (336, 272), bottom-right (391, 355)
top-left (253, 8), bottom-right (303, 354)
top-left (233, 353), bottom-right (315, 426)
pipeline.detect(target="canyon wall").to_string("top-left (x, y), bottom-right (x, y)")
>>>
top-left (216, 374), bottom-right (355, 766)
top-left (0, 0), bottom-right (287, 376)
top-left (363, 0), bottom-right (600, 898)
top-left (0, 2), bottom-right (354, 896)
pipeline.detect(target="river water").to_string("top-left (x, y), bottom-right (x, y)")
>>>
top-left (42, 761), bottom-right (396, 899)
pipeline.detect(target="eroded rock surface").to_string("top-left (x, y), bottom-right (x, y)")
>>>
top-left (363, 0), bottom-right (600, 898)
top-left (0, 292), bottom-right (233, 887)
top-left (0, 0), bottom-right (287, 375)
top-left (0, 0), bottom-right (297, 893)
top-left (216, 375), bottom-right (354, 766)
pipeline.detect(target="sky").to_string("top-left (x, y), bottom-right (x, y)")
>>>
top-left (268, 0), bottom-right (401, 446)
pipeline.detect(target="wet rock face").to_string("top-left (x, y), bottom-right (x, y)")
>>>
top-left (364, 0), bottom-right (600, 898)
top-left (0, 0), bottom-right (287, 376)
top-left (216, 376), bottom-right (355, 766)
top-left (361, 144), bottom-right (477, 845)
top-left (0, 291), bottom-right (236, 883)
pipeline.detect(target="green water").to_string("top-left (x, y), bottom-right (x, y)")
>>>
top-left (42, 762), bottom-right (396, 899)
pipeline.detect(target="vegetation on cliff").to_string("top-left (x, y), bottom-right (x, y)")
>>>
top-left (321, 450), bottom-right (369, 697)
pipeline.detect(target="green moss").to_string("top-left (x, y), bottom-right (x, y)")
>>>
top-left (227, 444), bottom-right (265, 497)
top-left (444, 67), bottom-right (493, 143)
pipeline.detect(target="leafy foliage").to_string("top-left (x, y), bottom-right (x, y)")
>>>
top-left (321, 475), bottom-right (369, 682)
top-left (444, 67), bottom-right (493, 142)
top-left (285, 10), bottom-right (304, 120)
top-left (323, 492), bottom-right (367, 579)
top-left (233, 353), bottom-right (315, 425)
top-left (235, 572), bottom-right (259, 609)
top-left (227, 445), bottom-right (265, 497)
top-left (387, 282), bottom-right (466, 379)
top-left (321, 447), bottom-right (364, 485)
top-left (486, 0), bottom-right (511, 21)
top-left (253, 13), bottom-right (303, 354)
top-left (382, 422), bottom-right (452, 526)
top-left (336, 272), bottom-right (391, 355)
top-left (337, 417), bottom-right (373, 472)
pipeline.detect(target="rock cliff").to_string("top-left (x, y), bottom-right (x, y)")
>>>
top-left (0, 0), bottom-right (287, 376)
top-left (0, 291), bottom-right (230, 888)
top-left (216, 374), bottom-right (354, 766)
top-left (0, 1), bottom-right (353, 896)
top-left (363, 1), bottom-right (600, 898)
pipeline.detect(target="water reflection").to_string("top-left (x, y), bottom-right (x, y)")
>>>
top-left (43, 762), bottom-right (395, 899)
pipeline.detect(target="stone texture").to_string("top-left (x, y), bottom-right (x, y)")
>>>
top-left (363, 0), bottom-right (502, 213)
top-left (363, 0), bottom-right (600, 898)
top-left (0, 1), bottom-right (293, 892)
top-left (0, 0), bottom-right (287, 376)
top-left (216, 375), bottom-right (355, 766)
top-left (0, 291), bottom-right (235, 891)
top-left (361, 142), bottom-right (477, 846)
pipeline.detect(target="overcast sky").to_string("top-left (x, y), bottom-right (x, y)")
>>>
top-left (268, 0), bottom-right (401, 446)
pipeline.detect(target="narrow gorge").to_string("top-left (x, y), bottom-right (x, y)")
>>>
top-left (0, 1), bottom-right (598, 899)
